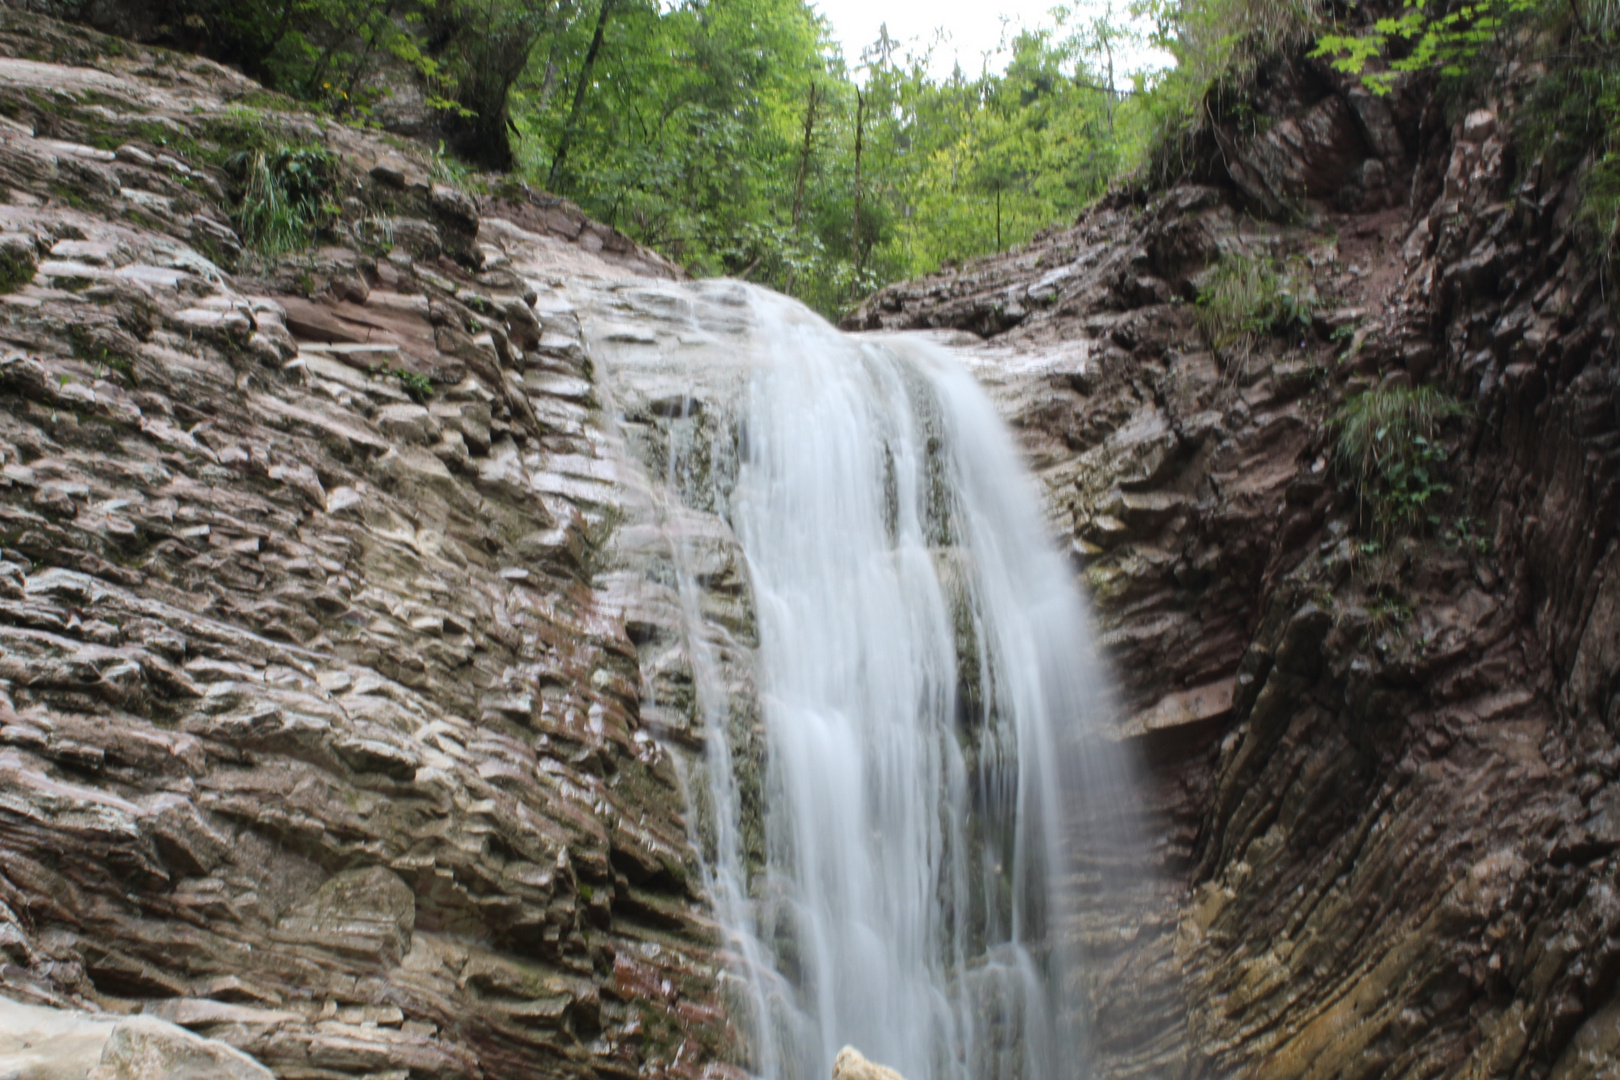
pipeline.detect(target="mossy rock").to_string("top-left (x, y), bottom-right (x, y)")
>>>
top-left (0, 235), bottom-right (37, 293)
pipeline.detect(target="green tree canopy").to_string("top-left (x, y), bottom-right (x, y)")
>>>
top-left (113, 0), bottom-right (1159, 316)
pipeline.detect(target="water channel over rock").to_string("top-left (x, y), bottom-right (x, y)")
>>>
top-left (589, 281), bottom-right (1143, 1080)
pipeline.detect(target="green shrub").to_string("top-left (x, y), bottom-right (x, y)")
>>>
top-left (1195, 251), bottom-right (1317, 361)
top-left (378, 365), bottom-right (434, 403)
top-left (1132, 0), bottom-right (1322, 186)
top-left (1334, 385), bottom-right (1467, 541)
top-left (0, 241), bottom-right (35, 294)
top-left (228, 145), bottom-right (335, 256)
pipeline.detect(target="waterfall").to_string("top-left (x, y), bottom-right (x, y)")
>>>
top-left (590, 281), bottom-right (1137, 1080)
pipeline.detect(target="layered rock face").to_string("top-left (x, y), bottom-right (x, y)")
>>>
top-left (0, 13), bottom-right (733, 1080)
top-left (850, 46), bottom-right (1620, 1080)
top-left (10, 5), bottom-right (1620, 1080)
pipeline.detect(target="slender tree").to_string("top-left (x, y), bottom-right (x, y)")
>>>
top-left (792, 82), bottom-right (821, 229)
top-left (852, 87), bottom-right (865, 295)
top-left (549, 0), bottom-right (617, 189)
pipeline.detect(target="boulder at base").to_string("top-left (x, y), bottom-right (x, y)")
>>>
top-left (0, 996), bottom-right (274, 1080)
top-left (832, 1047), bottom-right (908, 1080)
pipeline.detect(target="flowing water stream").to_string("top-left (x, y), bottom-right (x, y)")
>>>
top-left (588, 281), bottom-right (1138, 1080)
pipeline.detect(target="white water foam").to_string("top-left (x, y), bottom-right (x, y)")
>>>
top-left (591, 281), bottom-right (1137, 1080)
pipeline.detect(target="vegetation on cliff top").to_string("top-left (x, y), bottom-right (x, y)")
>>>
top-left (1315, 0), bottom-right (1620, 281)
top-left (59, 0), bottom-right (1620, 314)
top-left (54, 0), bottom-right (1347, 314)
top-left (84, 0), bottom-right (1167, 315)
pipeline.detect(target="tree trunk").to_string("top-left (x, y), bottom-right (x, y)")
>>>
top-left (262, 0), bottom-right (299, 60)
top-left (549, 0), bottom-right (617, 190)
top-left (792, 82), bottom-right (821, 229)
top-left (534, 0), bottom-right (572, 113)
top-left (340, 0), bottom-right (399, 108)
top-left (303, 0), bottom-right (385, 99)
top-left (852, 88), bottom-right (864, 296)
top-left (537, 58), bottom-right (560, 110)
top-left (1103, 30), bottom-right (1115, 138)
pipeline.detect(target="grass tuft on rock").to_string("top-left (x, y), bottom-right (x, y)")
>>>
top-left (1195, 250), bottom-right (1317, 364)
top-left (0, 238), bottom-right (36, 294)
top-left (1334, 385), bottom-right (1467, 542)
top-left (378, 365), bottom-right (434, 403)
top-left (229, 144), bottom-right (335, 256)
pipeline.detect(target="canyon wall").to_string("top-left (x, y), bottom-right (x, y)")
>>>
top-left (850, 44), bottom-right (1620, 1080)
top-left (5, 8), bottom-right (1620, 1080)
top-left (0, 13), bottom-right (734, 1080)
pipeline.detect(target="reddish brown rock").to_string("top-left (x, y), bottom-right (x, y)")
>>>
top-left (0, 13), bottom-right (727, 1080)
top-left (851, 37), bottom-right (1620, 1080)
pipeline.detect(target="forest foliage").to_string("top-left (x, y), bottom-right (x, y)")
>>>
top-left (127, 0), bottom-right (1171, 315)
top-left (115, 0), bottom-right (1620, 316)
top-left (503, 0), bottom-right (1158, 315)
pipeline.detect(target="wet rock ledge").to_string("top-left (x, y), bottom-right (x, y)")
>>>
top-left (0, 11), bottom-right (733, 1080)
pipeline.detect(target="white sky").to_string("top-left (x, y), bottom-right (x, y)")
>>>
top-left (811, 0), bottom-right (1167, 82)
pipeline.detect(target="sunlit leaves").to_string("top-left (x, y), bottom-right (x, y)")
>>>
top-left (1312, 0), bottom-right (1539, 94)
top-left (507, 0), bottom-right (1139, 316)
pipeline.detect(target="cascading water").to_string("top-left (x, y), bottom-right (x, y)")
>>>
top-left (589, 281), bottom-right (1140, 1080)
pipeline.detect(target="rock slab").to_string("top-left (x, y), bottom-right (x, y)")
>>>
top-left (0, 995), bottom-right (274, 1080)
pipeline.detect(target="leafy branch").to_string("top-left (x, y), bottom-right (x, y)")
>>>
top-left (1312, 0), bottom-right (1540, 94)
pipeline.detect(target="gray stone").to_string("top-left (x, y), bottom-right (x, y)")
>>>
top-left (833, 1047), bottom-right (907, 1080)
top-left (88, 1017), bottom-right (273, 1080)
top-left (388, 218), bottom-right (442, 260)
top-left (1463, 107), bottom-right (1498, 144)
top-left (375, 402), bottom-right (442, 445)
top-left (0, 997), bottom-right (274, 1080)
top-left (429, 183), bottom-right (480, 234)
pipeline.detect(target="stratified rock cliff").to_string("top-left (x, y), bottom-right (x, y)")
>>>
top-left (11, 4), bottom-right (1620, 1080)
top-left (849, 40), bottom-right (1620, 1080)
top-left (0, 13), bottom-right (731, 1080)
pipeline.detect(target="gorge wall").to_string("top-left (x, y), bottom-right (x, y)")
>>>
top-left (0, 13), bottom-right (735, 1080)
top-left (848, 42), bottom-right (1620, 1080)
top-left (2, 8), bottom-right (1620, 1080)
